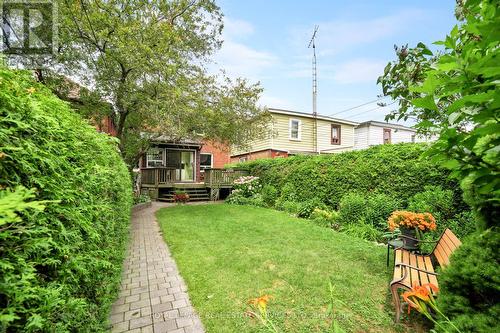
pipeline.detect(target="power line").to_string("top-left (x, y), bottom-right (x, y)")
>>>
top-left (328, 96), bottom-right (387, 117)
top-left (348, 101), bottom-right (398, 119)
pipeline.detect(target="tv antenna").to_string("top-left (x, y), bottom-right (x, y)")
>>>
top-left (308, 25), bottom-right (319, 152)
top-left (308, 25), bottom-right (319, 117)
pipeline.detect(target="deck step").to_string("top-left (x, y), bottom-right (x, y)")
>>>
top-left (159, 186), bottom-right (211, 202)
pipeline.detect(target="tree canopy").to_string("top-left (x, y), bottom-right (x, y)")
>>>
top-left (378, 0), bottom-right (499, 229)
top-left (32, 0), bottom-right (270, 165)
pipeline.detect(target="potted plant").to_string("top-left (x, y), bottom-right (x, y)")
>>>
top-left (173, 190), bottom-right (189, 204)
top-left (387, 211), bottom-right (437, 247)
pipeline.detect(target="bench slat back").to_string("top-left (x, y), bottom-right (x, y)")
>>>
top-left (432, 229), bottom-right (462, 267)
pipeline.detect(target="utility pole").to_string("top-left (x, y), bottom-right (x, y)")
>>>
top-left (308, 25), bottom-right (319, 153)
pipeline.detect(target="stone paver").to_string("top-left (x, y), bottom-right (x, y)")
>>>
top-left (110, 202), bottom-right (205, 333)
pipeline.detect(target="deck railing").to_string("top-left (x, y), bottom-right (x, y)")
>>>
top-left (141, 168), bottom-right (180, 185)
top-left (141, 168), bottom-right (248, 187)
top-left (204, 168), bottom-right (248, 187)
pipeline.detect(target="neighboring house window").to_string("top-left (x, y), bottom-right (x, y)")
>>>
top-left (200, 153), bottom-right (213, 171)
top-left (411, 134), bottom-right (416, 143)
top-left (289, 119), bottom-right (301, 140)
top-left (239, 156), bottom-right (248, 162)
top-left (383, 128), bottom-right (392, 144)
top-left (331, 124), bottom-right (341, 145)
top-left (146, 148), bottom-right (164, 167)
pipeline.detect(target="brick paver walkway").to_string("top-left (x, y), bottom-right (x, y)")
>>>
top-left (109, 202), bottom-right (204, 333)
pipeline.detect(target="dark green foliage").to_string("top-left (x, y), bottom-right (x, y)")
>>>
top-left (342, 222), bottom-right (383, 243)
top-left (336, 193), bottom-right (366, 226)
top-left (296, 198), bottom-right (326, 218)
top-left (378, 0), bottom-right (499, 230)
top-left (241, 143), bottom-right (462, 210)
top-left (0, 66), bottom-right (132, 332)
top-left (133, 194), bottom-right (151, 205)
top-left (278, 200), bottom-right (300, 215)
top-left (443, 211), bottom-right (477, 240)
top-left (309, 208), bottom-right (339, 229)
top-left (260, 184), bottom-right (278, 207)
top-left (365, 193), bottom-right (402, 229)
top-left (436, 229), bottom-right (500, 332)
top-left (225, 193), bottom-right (254, 206)
top-left (408, 185), bottom-right (455, 223)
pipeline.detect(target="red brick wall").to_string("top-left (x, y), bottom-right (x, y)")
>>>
top-left (195, 150), bottom-right (201, 182)
top-left (230, 149), bottom-right (288, 163)
top-left (95, 116), bottom-right (117, 136)
top-left (200, 140), bottom-right (231, 168)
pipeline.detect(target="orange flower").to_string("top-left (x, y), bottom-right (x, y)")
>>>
top-left (403, 283), bottom-right (439, 314)
top-left (388, 211), bottom-right (436, 231)
top-left (248, 295), bottom-right (272, 311)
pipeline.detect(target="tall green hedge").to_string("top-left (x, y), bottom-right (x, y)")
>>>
top-left (0, 66), bottom-right (132, 331)
top-left (240, 143), bottom-right (464, 209)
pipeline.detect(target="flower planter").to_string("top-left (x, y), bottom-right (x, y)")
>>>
top-left (401, 227), bottom-right (419, 248)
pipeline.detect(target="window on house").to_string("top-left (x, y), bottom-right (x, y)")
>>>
top-left (200, 153), bottom-right (213, 171)
top-left (146, 148), bottom-right (164, 167)
top-left (239, 156), bottom-right (248, 163)
top-left (331, 124), bottom-right (341, 145)
top-left (383, 128), bottom-right (392, 144)
top-left (289, 119), bottom-right (301, 140)
top-left (165, 150), bottom-right (181, 168)
top-left (411, 134), bottom-right (416, 143)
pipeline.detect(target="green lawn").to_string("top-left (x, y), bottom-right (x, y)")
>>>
top-left (156, 204), bottom-right (408, 333)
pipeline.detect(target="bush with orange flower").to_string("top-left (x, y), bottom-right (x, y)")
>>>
top-left (403, 283), bottom-right (462, 332)
top-left (388, 210), bottom-right (437, 232)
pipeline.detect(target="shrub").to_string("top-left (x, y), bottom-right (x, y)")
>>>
top-left (233, 175), bottom-right (261, 197)
top-left (238, 144), bottom-right (463, 209)
top-left (310, 208), bottom-right (339, 229)
top-left (336, 193), bottom-right (366, 226)
top-left (296, 198), bottom-right (326, 218)
top-left (365, 193), bottom-right (402, 228)
top-left (407, 185), bottom-right (455, 223)
top-left (436, 229), bottom-right (500, 332)
top-left (261, 185), bottom-right (278, 207)
top-left (277, 182), bottom-right (297, 202)
top-left (443, 211), bottom-right (477, 240)
top-left (226, 192), bottom-right (250, 205)
top-left (133, 194), bottom-right (151, 205)
top-left (280, 200), bottom-right (300, 215)
top-left (341, 221), bottom-right (383, 242)
top-left (0, 67), bottom-right (132, 331)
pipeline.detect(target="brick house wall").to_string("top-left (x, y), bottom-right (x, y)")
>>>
top-left (230, 149), bottom-right (288, 163)
top-left (200, 141), bottom-right (231, 168)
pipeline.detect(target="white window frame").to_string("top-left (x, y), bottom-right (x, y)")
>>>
top-left (200, 153), bottom-right (213, 171)
top-left (146, 148), bottom-right (164, 168)
top-left (289, 118), bottom-right (302, 141)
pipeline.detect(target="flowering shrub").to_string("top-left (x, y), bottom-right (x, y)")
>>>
top-left (388, 211), bottom-right (437, 231)
top-left (173, 191), bottom-right (189, 203)
top-left (310, 208), bottom-right (339, 229)
top-left (403, 283), bottom-right (461, 332)
top-left (233, 176), bottom-right (261, 197)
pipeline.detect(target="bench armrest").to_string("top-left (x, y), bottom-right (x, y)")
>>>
top-left (397, 234), bottom-right (439, 243)
top-left (395, 263), bottom-right (439, 276)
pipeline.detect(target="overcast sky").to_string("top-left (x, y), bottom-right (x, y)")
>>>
top-left (210, 0), bottom-right (458, 124)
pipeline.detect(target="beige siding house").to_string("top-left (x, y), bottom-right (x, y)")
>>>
top-left (231, 108), bottom-right (358, 162)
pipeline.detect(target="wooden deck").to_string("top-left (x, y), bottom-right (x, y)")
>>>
top-left (140, 168), bottom-right (248, 200)
top-left (203, 169), bottom-right (248, 188)
top-left (141, 168), bottom-right (248, 188)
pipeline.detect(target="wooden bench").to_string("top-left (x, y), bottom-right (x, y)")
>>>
top-left (390, 228), bottom-right (462, 322)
